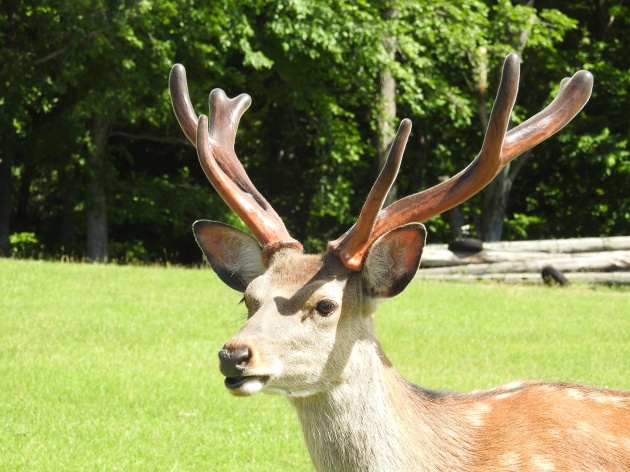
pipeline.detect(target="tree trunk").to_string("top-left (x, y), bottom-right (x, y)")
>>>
top-left (480, 149), bottom-right (531, 242)
top-left (0, 144), bottom-right (11, 257)
top-left (0, 1), bottom-right (18, 257)
top-left (593, 0), bottom-right (612, 41)
top-left (481, 167), bottom-right (511, 241)
top-left (86, 118), bottom-right (110, 262)
top-left (60, 168), bottom-right (77, 252)
top-left (14, 163), bottom-right (34, 232)
top-left (447, 206), bottom-right (466, 240)
top-left (436, 175), bottom-right (466, 239)
top-left (477, 2), bottom-right (535, 241)
top-left (376, 6), bottom-right (398, 208)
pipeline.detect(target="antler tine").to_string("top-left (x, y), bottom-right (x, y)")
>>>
top-left (196, 116), bottom-right (302, 255)
top-left (170, 64), bottom-right (303, 259)
top-left (170, 64), bottom-right (199, 146)
top-left (502, 70), bottom-right (593, 160)
top-left (329, 119), bottom-right (412, 268)
top-left (169, 64), bottom-right (260, 196)
top-left (206, 88), bottom-right (257, 190)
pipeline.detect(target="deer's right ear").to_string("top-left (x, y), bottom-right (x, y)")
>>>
top-left (362, 223), bottom-right (426, 299)
top-left (193, 220), bottom-right (266, 292)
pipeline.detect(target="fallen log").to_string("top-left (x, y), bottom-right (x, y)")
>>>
top-left (477, 236), bottom-right (630, 253)
top-left (421, 249), bottom-right (630, 268)
top-left (418, 251), bottom-right (630, 275)
top-left (415, 271), bottom-right (630, 285)
top-left (425, 236), bottom-right (630, 254)
top-left (420, 248), bottom-right (544, 267)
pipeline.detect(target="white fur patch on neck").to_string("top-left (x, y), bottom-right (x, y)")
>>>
top-left (266, 386), bottom-right (322, 398)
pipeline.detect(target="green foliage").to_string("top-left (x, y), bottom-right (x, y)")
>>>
top-left (8, 232), bottom-right (40, 257)
top-left (1, 0), bottom-right (629, 262)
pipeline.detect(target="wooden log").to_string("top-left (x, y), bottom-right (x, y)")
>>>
top-left (564, 272), bottom-right (630, 284)
top-left (418, 251), bottom-right (630, 275)
top-left (421, 249), bottom-right (630, 268)
top-left (425, 236), bottom-right (630, 254)
top-left (416, 272), bottom-right (542, 284)
top-left (415, 271), bottom-right (630, 285)
top-left (422, 249), bottom-right (548, 267)
top-left (483, 236), bottom-right (630, 253)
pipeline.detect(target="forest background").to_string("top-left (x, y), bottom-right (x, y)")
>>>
top-left (1, 0), bottom-right (628, 264)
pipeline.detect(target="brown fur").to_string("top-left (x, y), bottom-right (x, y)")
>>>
top-left (465, 382), bottom-right (630, 470)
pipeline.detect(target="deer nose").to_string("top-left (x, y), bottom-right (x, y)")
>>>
top-left (218, 345), bottom-right (251, 377)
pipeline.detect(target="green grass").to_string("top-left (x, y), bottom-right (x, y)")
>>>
top-left (1, 259), bottom-right (628, 471)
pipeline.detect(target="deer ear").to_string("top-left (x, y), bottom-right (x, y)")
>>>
top-left (362, 223), bottom-right (426, 298)
top-left (193, 220), bottom-right (266, 292)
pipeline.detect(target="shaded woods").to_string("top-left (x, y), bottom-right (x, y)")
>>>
top-left (1, 0), bottom-right (628, 263)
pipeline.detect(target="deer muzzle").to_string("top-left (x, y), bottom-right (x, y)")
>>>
top-left (218, 345), bottom-right (251, 378)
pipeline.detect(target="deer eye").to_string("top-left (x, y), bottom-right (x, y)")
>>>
top-left (241, 296), bottom-right (259, 316)
top-left (315, 300), bottom-right (337, 317)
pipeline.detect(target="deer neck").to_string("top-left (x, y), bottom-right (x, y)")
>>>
top-left (288, 337), bottom-right (471, 472)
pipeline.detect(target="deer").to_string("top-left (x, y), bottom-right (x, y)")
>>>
top-left (169, 54), bottom-right (630, 471)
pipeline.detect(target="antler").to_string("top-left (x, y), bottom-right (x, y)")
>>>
top-left (329, 53), bottom-right (593, 270)
top-left (169, 64), bottom-right (303, 258)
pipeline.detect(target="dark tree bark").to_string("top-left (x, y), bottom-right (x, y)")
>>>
top-left (0, 0), bottom-right (18, 257)
top-left (437, 175), bottom-right (466, 240)
top-left (86, 118), bottom-right (110, 262)
top-left (14, 163), bottom-right (34, 233)
top-left (60, 168), bottom-right (77, 251)
top-left (0, 145), bottom-right (11, 257)
top-left (376, 6), bottom-right (398, 208)
top-left (480, 152), bottom-right (531, 241)
top-left (477, 2), bottom-right (535, 241)
top-left (593, 0), bottom-right (613, 41)
top-left (481, 167), bottom-right (511, 241)
top-left (448, 206), bottom-right (466, 240)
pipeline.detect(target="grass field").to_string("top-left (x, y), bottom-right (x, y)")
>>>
top-left (1, 258), bottom-right (629, 471)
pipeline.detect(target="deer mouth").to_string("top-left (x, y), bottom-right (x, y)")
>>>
top-left (224, 375), bottom-right (270, 395)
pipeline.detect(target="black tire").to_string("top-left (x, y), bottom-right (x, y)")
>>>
top-left (448, 238), bottom-right (483, 253)
top-left (541, 265), bottom-right (570, 286)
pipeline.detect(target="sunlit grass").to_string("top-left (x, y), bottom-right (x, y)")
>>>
top-left (380, 281), bottom-right (630, 392)
top-left (1, 259), bottom-right (628, 470)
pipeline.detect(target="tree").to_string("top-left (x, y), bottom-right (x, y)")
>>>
top-left (505, 0), bottom-right (630, 240)
top-left (390, 0), bottom-right (578, 242)
top-left (0, 0), bottom-right (262, 261)
top-left (1, 0), bottom-right (627, 263)
top-left (477, 0), bottom-right (578, 241)
top-left (377, 5), bottom-right (399, 208)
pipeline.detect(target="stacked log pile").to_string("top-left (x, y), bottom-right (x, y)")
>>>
top-left (417, 236), bottom-right (630, 285)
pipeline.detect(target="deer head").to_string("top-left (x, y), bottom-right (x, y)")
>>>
top-left (170, 54), bottom-right (592, 397)
top-left (167, 55), bottom-right (629, 472)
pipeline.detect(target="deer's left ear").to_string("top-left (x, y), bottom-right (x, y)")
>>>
top-left (362, 223), bottom-right (426, 298)
top-left (193, 220), bottom-right (266, 292)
